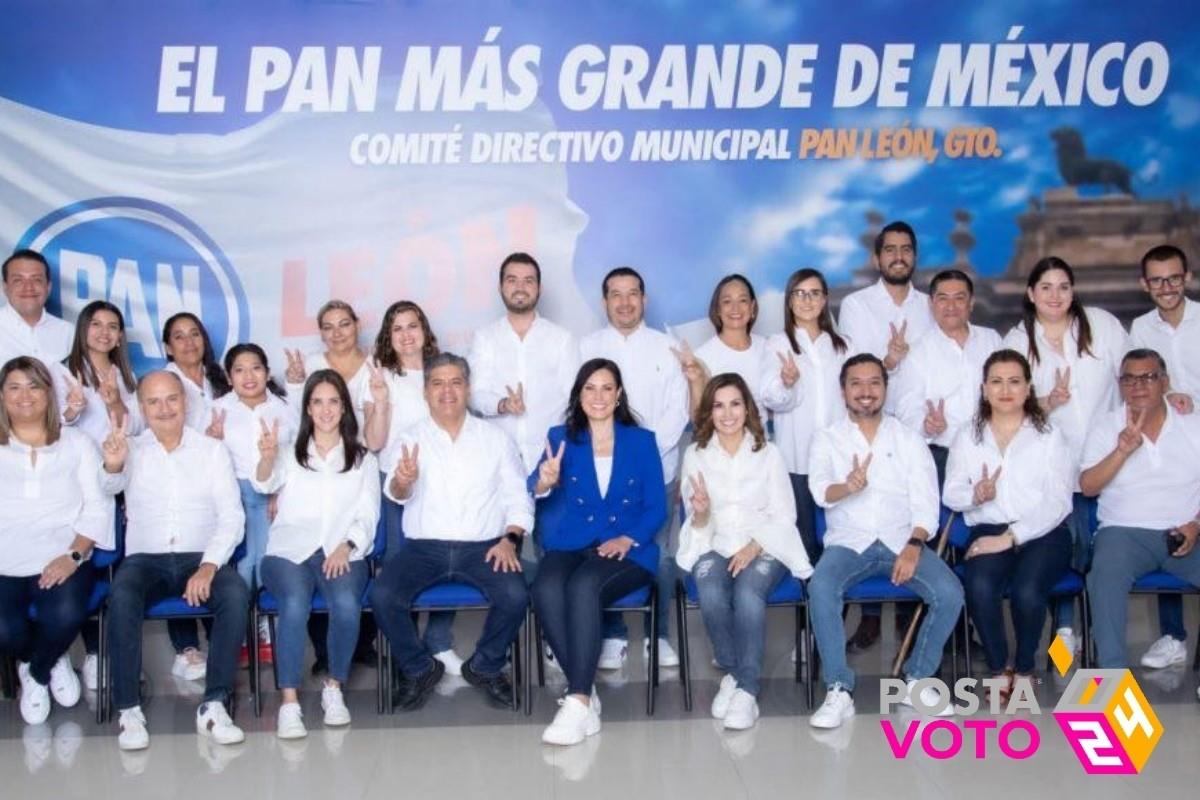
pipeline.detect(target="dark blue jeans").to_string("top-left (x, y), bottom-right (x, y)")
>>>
top-left (0, 567), bottom-right (94, 685)
top-left (383, 494), bottom-right (455, 653)
top-left (963, 522), bottom-right (1072, 673)
top-left (108, 553), bottom-right (249, 710)
top-left (602, 480), bottom-right (676, 641)
top-left (371, 538), bottom-right (527, 679)
top-left (533, 548), bottom-right (654, 696)
top-left (260, 551), bottom-right (368, 687)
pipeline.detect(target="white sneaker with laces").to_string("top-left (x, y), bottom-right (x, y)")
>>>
top-left (48, 654), bottom-right (81, 708)
top-left (900, 679), bottom-right (956, 717)
top-left (432, 649), bottom-right (464, 677)
top-left (1055, 627), bottom-right (1079, 658)
top-left (1140, 635), bottom-right (1187, 669)
top-left (196, 701), bottom-right (245, 745)
top-left (276, 702), bottom-right (307, 739)
top-left (542, 696), bottom-right (599, 745)
top-left (17, 662), bottom-right (51, 725)
top-left (597, 638), bottom-right (627, 670)
top-left (810, 684), bottom-right (855, 729)
top-left (711, 674), bottom-right (738, 719)
top-left (82, 653), bottom-right (99, 692)
top-left (321, 684), bottom-right (351, 726)
top-left (117, 706), bottom-right (150, 751)
top-left (643, 637), bottom-right (680, 668)
top-left (172, 647), bottom-right (207, 681)
top-left (723, 689), bottom-right (759, 730)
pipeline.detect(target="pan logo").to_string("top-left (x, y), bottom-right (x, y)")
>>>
top-left (17, 197), bottom-right (249, 373)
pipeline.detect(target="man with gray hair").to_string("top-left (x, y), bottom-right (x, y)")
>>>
top-left (373, 353), bottom-right (533, 711)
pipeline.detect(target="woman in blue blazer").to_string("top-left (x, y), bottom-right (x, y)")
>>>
top-left (531, 358), bottom-right (665, 746)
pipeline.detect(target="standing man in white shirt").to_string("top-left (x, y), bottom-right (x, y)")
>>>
top-left (1128, 245), bottom-right (1198, 668)
top-left (807, 354), bottom-right (963, 730)
top-left (893, 269), bottom-right (1001, 485)
top-left (579, 267), bottom-right (688, 668)
top-left (0, 250), bottom-right (73, 366)
top-left (373, 353), bottom-right (532, 711)
top-left (101, 370), bottom-right (249, 752)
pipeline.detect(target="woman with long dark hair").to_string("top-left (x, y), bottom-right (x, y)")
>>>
top-left (531, 358), bottom-right (665, 746)
top-left (162, 312), bottom-right (231, 433)
top-left (255, 369), bottom-right (379, 738)
top-left (943, 349), bottom-right (1073, 703)
top-left (62, 300), bottom-right (142, 442)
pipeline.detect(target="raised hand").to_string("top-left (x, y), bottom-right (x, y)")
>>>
top-left (1116, 406), bottom-right (1147, 455)
top-left (64, 376), bottom-right (87, 418)
top-left (97, 365), bottom-right (122, 407)
top-left (1166, 392), bottom-right (1194, 415)
top-left (844, 453), bottom-right (872, 494)
top-left (391, 442), bottom-right (420, 494)
top-left (367, 361), bottom-right (390, 406)
top-left (884, 321), bottom-right (909, 369)
top-left (101, 411), bottom-right (129, 473)
top-left (536, 440), bottom-right (566, 493)
top-left (1047, 367), bottom-right (1072, 411)
top-left (284, 348), bottom-right (306, 384)
top-left (257, 417), bottom-right (280, 461)
top-left (670, 339), bottom-right (705, 385)
top-left (972, 463), bottom-right (1003, 506)
top-left (500, 382), bottom-right (526, 416)
top-left (687, 472), bottom-right (711, 517)
top-left (205, 408), bottom-right (227, 440)
top-left (777, 350), bottom-right (800, 388)
top-left (923, 398), bottom-right (947, 437)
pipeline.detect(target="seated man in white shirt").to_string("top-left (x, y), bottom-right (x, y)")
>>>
top-left (1081, 348), bottom-right (1200, 668)
top-left (101, 370), bottom-right (249, 751)
top-left (807, 354), bottom-right (964, 729)
top-left (372, 353), bottom-right (532, 711)
top-left (0, 249), bottom-right (73, 366)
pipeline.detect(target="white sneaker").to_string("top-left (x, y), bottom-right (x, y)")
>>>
top-left (590, 686), bottom-right (603, 717)
top-left (644, 638), bottom-right (680, 668)
top-left (172, 648), bottom-right (207, 681)
top-left (1055, 627), bottom-right (1079, 658)
top-left (541, 696), bottom-right (599, 746)
top-left (432, 649), bottom-right (464, 677)
top-left (117, 706), bottom-right (150, 751)
top-left (196, 701), bottom-right (245, 745)
top-left (900, 679), bottom-right (956, 717)
top-left (711, 674), bottom-right (738, 719)
top-left (597, 638), bottom-right (628, 670)
top-left (723, 689), bottom-right (759, 730)
top-left (82, 653), bottom-right (99, 692)
top-left (276, 702), bottom-right (307, 740)
top-left (1140, 635), bottom-right (1187, 669)
top-left (48, 654), bottom-right (81, 708)
top-left (17, 662), bottom-right (51, 725)
top-left (321, 684), bottom-right (351, 726)
top-left (810, 684), bottom-right (855, 729)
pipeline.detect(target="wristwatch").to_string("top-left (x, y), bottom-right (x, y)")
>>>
top-left (505, 531), bottom-right (524, 554)
top-left (69, 550), bottom-right (87, 564)
top-left (905, 537), bottom-right (926, 550)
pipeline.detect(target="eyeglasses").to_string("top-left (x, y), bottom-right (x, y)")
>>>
top-left (1118, 371), bottom-right (1164, 387)
top-left (789, 289), bottom-right (826, 301)
top-left (1146, 274), bottom-right (1186, 289)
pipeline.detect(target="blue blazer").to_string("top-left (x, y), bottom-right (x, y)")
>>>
top-left (529, 423), bottom-right (666, 575)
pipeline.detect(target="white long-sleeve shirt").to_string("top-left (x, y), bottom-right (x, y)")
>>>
top-left (766, 329), bottom-right (850, 475)
top-left (212, 392), bottom-right (299, 480)
top-left (363, 365), bottom-right (428, 471)
top-left (1130, 298), bottom-right (1200, 399)
top-left (892, 324), bottom-right (1002, 446)
top-left (694, 334), bottom-right (798, 423)
top-left (468, 314), bottom-right (579, 473)
top-left (943, 422), bottom-right (1072, 544)
top-left (837, 280), bottom-right (935, 364)
top-left (676, 436), bottom-right (812, 579)
top-left (0, 428), bottom-right (114, 577)
top-left (165, 361), bottom-right (219, 434)
top-left (381, 415), bottom-right (534, 541)
top-left (0, 303), bottom-right (72, 367)
top-left (101, 427), bottom-right (244, 566)
top-left (55, 364), bottom-right (145, 446)
top-left (580, 323), bottom-right (689, 484)
top-left (253, 441), bottom-right (380, 563)
top-left (809, 415), bottom-right (940, 554)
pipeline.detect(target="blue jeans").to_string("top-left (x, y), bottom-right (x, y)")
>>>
top-left (963, 522), bottom-right (1071, 673)
top-left (692, 552), bottom-right (785, 696)
top-left (810, 541), bottom-right (964, 692)
top-left (236, 479), bottom-right (272, 589)
top-left (260, 551), bottom-right (368, 687)
top-left (1088, 526), bottom-right (1200, 668)
top-left (382, 492), bottom-right (455, 653)
top-left (533, 548), bottom-right (654, 696)
top-left (108, 553), bottom-right (249, 710)
top-left (603, 480), bottom-right (676, 641)
top-left (0, 567), bottom-right (94, 685)
top-left (371, 538), bottom-right (527, 678)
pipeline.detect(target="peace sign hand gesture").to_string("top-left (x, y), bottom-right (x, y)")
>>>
top-left (101, 411), bottom-right (129, 473)
top-left (367, 361), bottom-right (390, 406)
top-left (777, 350), bottom-right (800, 388)
top-left (845, 453), bottom-right (873, 494)
top-left (98, 365), bottom-right (124, 409)
top-left (284, 349), bottom-right (306, 385)
top-left (206, 409), bottom-right (227, 440)
top-left (1047, 367), bottom-right (1072, 412)
top-left (923, 398), bottom-right (947, 437)
top-left (500, 383), bottom-right (526, 416)
top-left (535, 440), bottom-right (566, 494)
top-left (884, 321), bottom-right (909, 370)
top-left (687, 472), bottom-right (712, 527)
top-left (1116, 406), bottom-right (1147, 455)
top-left (64, 376), bottom-right (87, 420)
top-left (972, 463), bottom-right (1003, 506)
top-left (257, 418), bottom-right (281, 462)
top-left (391, 442), bottom-right (420, 498)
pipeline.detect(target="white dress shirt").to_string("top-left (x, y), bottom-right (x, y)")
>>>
top-left (364, 365), bottom-right (428, 471)
top-left (54, 364), bottom-right (145, 447)
top-left (580, 323), bottom-right (689, 484)
top-left (1002, 306), bottom-right (1129, 476)
top-left (766, 329), bottom-right (851, 475)
top-left (695, 333), bottom-right (798, 423)
top-left (0, 428), bottom-right (114, 576)
top-left (102, 427), bottom-right (244, 566)
top-left (165, 361), bottom-right (218, 434)
top-left (254, 441), bottom-right (380, 563)
top-left (837, 280), bottom-right (935, 365)
top-left (809, 415), bottom-right (940, 554)
top-left (381, 415), bottom-right (534, 541)
top-left (1081, 404), bottom-right (1200, 530)
top-left (676, 436), bottom-right (813, 578)
top-left (943, 422), bottom-right (1072, 544)
top-left (212, 392), bottom-right (299, 480)
top-left (1130, 298), bottom-right (1200, 399)
top-left (468, 314), bottom-right (579, 473)
top-left (0, 303), bottom-right (72, 367)
top-left (893, 324), bottom-right (1002, 446)
top-left (286, 352), bottom-right (371, 432)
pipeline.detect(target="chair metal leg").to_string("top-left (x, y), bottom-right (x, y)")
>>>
top-left (676, 581), bottom-right (692, 712)
top-left (523, 606), bottom-right (533, 716)
top-left (804, 601), bottom-right (816, 709)
top-left (535, 617), bottom-right (546, 688)
top-left (375, 611), bottom-right (386, 715)
top-left (95, 607), bottom-right (107, 724)
top-left (268, 614), bottom-right (280, 692)
top-left (250, 603), bottom-right (262, 718)
top-left (647, 586), bottom-right (658, 716)
top-left (1080, 593), bottom-right (1091, 670)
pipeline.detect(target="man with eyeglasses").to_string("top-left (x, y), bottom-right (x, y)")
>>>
top-left (1081, 348), bottom-right (1200, 669)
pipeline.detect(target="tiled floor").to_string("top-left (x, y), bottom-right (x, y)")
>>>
top-left (2, 600), bottom-right (1197, 798)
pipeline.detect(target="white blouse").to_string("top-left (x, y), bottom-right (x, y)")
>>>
top-left (594, 455), bottom-right (613, 498)
top-left (766, 329), bottom-right (850, 474)
top-left (212, 392), bottom-right (299, 480)
top-left (695, 333), bottom-right (797, 423)
top-left (254, 440), bottom-right (380, 564)
top-left (943, 421), bottom-right (1073, 544)
top-left (0, 428), bottom-right (114, 576)
top-left (165, 361), bottom-right (218, 434)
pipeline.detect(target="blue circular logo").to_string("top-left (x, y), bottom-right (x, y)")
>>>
top-left (17, 197), bottom-right (249, 373)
